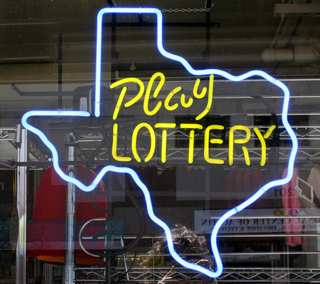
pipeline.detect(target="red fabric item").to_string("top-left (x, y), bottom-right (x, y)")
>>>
top-left (226, 169), bottom-right (238, 208)
top-left (252, 169), bottom-right (272, 249)
top-left (236, 169), bottom-right (246, 193)
top-left (243, 169), bottom-right (254, 193)
top-left (253, 169), bottom-right (267, 208)
top-left (282, 168), bottom-right (303, 247)
top-left (27, 166), bottom-right (107, 264)
top-left (253, 170), bottom-right (265, 191)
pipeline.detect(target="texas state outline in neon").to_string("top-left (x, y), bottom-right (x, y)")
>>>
top-left (21, 8), bottom-right (298, 278)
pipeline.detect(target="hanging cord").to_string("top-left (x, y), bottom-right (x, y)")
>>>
top-left (83, 143), bottom-right (108, 213)
top-left (106, 0), bottom-right (213, 13)
top-left (82, 124), bottom-right (145, 258)
top-left (106, 0), bottom-right (115, 7)
top-left (161, 1), bottom-right (214, 13)
top-left (255, 96), bottom-right (279, 147)
top-left (114, 252), bottom-right (137, 284)
top-left (84, 125), bottom-right (112, 213)
top-left (254, 95), bottom-right (280, 179)
top-left (90, 178), bottom-right (145, 258)
top-left (161, 7), bottom-right (212, 13)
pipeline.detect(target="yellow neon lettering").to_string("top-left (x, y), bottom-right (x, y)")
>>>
top-left (164, 87), bottom-right (181, 111)
top-left (155, 123), bottom-right (176, 163)
top-left (254, 127), bottom-right (266, 166)
top-left (242, 147), bottom-right (251, 166)
top-left (180, 94), bottom-right (193, 108)
top-left (132, 123), bottom-right (156, 162)
top-left (193, 78), bottom-right (207, 99)
top-left (180, 124), bottom-right (204, 130)
top-left (204, 125), bottom-right (224, 164)
top-left (144, 72), bottom-right (164, 116)
top-left (110, 78), bottom-right (145, 120)
top-left (254, 125), bottom-right (276, 166)
top-left (180, 124), bottom-right (203, 164)
top-left (112, 123), bottom-right (132, 162)
top-left (229, 125), bottom-right (251, 166)
top-left (196, 75), bottom-right (214, 120)
top-left (112, 86), bottom-right (127, 120)
top-left (264, 125), bottom-right (276, 139)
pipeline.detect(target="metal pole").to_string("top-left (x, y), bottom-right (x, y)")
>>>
top-left (58, 33), bottom-right (63, 109)
top-left (16, 127), bottom-right (27, 284)
top-left (64, 134), bottom-right (76, 284)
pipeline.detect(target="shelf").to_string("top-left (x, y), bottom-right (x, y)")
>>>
top-left (74, 266), bottom-right (320, 283)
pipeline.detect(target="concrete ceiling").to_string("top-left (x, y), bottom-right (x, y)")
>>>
top-left (1, 0), bottom-right (320, 85)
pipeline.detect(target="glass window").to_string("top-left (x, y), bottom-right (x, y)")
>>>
top-left (1, 1), bottom-right (320, 283)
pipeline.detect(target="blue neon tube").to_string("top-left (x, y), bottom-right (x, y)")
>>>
top-left (21, 7), bottom-right (298, 278)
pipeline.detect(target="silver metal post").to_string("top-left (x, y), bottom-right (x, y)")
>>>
top-left (16, 128), bottom-right (27, 284)
top-left (64, 134), bottom-right (76, 284)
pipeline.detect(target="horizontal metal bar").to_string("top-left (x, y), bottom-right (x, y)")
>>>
top-left (102, 22), bottom-right (220, 27)
top-left (209, 215), bottom-right (320, 219)
top-left (218, 233), bottom-right (320, 238)
top-left (73, 280), bottom-right (104, 283)
top-left (275, 4), bottom-right (320, 16)
top-left (12, 83), bottom-right (75, 96)
top-left (114, 250), bottom-right (320, 258)
top-left (78, 232), bottom-right (300, 242)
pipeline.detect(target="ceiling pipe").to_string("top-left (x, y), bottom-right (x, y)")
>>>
top-left (262, 44), bottom-right (320, 64)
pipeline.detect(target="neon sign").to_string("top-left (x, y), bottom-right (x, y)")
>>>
top-left (111, 72), bottom-right (276, 166)
top-left (22, 8), bottom-right (298, 278)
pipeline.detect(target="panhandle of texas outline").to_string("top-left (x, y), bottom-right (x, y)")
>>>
top-left (22, 8), bottom-right (298, 278)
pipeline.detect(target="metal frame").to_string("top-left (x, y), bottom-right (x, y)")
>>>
top-left (16, 127), bottom-right (27, 284)
top-left (64, 134), bottom-right (76, 284)
top-left (10, 116), bottom-right (320, 283)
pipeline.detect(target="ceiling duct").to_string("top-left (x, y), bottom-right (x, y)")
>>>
top-left (262, 44), bottom-right (320, 64)
top-left (274, 3), bottom-right (320, 16)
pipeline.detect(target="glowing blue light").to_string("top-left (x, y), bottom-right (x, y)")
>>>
top-left (21, 7), bottom-right (298, 279)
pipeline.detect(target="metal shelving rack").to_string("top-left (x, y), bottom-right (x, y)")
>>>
top-left (7, 94), bottom-right (320, 283)
top-left (74, 266), bottom-right (320, 283)
top-left (10, 85), bottom-right (320, 283)
top-left (0, 126), bottom-right (46, 284)
top-left (69, 118), bottom-right (320, 283)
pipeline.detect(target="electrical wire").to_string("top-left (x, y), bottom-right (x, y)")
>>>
top-left (89, 178), bottom-right (145, 257)
top-left (82, 122), bottom-right (145, 258)
top-left (115, 252), bottom-right (137, 284)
